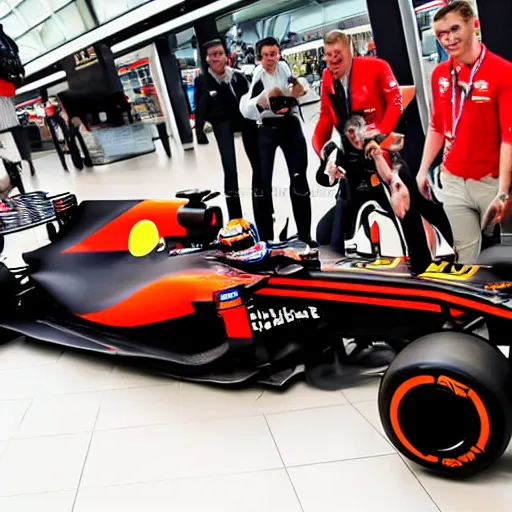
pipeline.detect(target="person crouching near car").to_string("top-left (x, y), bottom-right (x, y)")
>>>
top-left (316, 116), bottom-right (441, 276)
top-left (416, 1), bottom-right (512, 263)
top-left (312, 30), bottom-right (404, 250)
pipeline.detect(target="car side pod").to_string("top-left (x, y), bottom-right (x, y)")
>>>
top-left (378, 332), bottom-right (512, 478)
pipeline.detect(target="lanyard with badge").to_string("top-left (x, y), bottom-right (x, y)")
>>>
top-left (445, 46), bottom-right (487, 154)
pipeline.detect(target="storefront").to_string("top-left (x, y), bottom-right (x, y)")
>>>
top-left (215, 0), bottom-right (375, 86)
top-left (116, 52), bottom-right (165, 121)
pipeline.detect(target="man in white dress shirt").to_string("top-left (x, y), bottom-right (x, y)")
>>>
top-left (240, 37), bottom-right (314, 245)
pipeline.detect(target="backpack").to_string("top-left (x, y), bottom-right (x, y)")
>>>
top-left (0, 28), bottom-right (24, 88)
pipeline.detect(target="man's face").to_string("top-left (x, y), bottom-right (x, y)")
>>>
top-left (324, 41), bottom-right (352, 79)
top-left (206, 44), bottom-right (227, 75)
top-left (434, 12), bottom-right (475, 60)
top-left (260, 44), bottom-right (280, 73)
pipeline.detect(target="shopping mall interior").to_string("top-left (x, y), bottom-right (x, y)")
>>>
top-left (0, 0), bottom-right (511, 510)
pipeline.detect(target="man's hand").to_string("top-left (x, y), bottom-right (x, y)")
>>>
top-left (268, 87), bottom-right (284, 98)
top-left (481, 192), bottom-right (512, 232)
top-left (289, 81), bottom-right (306, 98)
top-left (390, 176), bottom-right (410, 219)
top-left (257, 88), bottom-right (282, 109)
top-left (326, 161), bottom-right (346, 185)
top-left (365, 140), bottom-right (383, 160)
top-left (257, 93), bottom-right (269, 109)
top-left (416, 169), bottom-right (433, 201)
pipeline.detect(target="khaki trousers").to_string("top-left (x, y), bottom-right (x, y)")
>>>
top-left (435, 169), bottom-right (499, 263)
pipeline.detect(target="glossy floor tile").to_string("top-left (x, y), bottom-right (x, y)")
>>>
top-left (289, 455), bottom-right (440, 512)
top-left (0, 132), bottom-right (508, 510)
top-left (74, 469), bottom-right (302, 512)
top-left (0, 490), bottom-right (76, 512)
top-left (265, 403), bottom-right (394, 467)
top-left (80, 415), bottom-right (283, 488)
top-left (0, 433), bottom-right (90, 496)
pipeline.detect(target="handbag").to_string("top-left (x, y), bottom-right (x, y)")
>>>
top-left (0, 28), bottom-right (24, 88)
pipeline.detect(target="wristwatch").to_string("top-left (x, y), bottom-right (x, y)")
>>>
top-left (499, 192), bottom-right (509, 203)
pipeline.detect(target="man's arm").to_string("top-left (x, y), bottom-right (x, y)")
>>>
top-left (239, 66), bottom-right (269, 121)
top-left (498, 67), bottom-right (512, 195)
top-left (418, 128), bottom-right (445, 175)
top-left (480, 71), bottom-right (512, 230)
top-left (418, 68), bottom-right (445, 177)
top-left (375, 59), bottom-right (403, 135)
top-left (312, 71), bottom-right (335, 156)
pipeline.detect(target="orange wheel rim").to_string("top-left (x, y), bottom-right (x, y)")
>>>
top-left (389, 374), bottom-right (490, 467)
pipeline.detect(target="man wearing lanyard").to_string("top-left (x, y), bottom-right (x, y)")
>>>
top-left (417, 1), bottom-right (512, 262)
top-left (239, 37), bottom-right (313, 245)
top-left (194, 40), bottom-right (261, 221)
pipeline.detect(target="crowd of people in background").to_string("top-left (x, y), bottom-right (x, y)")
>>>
top-left (193, 0), bottom-right (512, 270)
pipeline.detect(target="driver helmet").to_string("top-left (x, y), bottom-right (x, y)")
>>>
top-left (217, 219), bottom-right (260, 252)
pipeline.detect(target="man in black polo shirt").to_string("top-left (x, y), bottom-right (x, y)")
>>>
top-left (194, 39), bottom-right (262, 222)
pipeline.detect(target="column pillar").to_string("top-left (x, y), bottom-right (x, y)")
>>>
top-left (476, 0), bottom-right (512, 61)
top-left (154, 35), bottom-right (194, 147)
top-left (193, 15), bottom-right (222, 71)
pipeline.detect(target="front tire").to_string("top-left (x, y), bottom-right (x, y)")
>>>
top-left (378, 332), bottom-right (512, 478)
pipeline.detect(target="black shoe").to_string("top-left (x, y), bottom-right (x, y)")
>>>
top-left (299, 236), bottom-right (318, 249)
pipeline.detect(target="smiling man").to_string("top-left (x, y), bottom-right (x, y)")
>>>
top-left (312, 30), bottom-right (403, 157)
top-left (312, 30), bottom-right (404, 253)
top-left (417, 1), bottom-right (512, 262)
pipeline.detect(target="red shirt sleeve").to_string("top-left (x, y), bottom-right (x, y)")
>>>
top-left (429, 67), bottom-right (444, 135)
top-left (312, 70), bottom-right (335, 155)
top-left (0, 79), bottom-right (15, 97)
top-left (375, 59), bottom-right (403, 135)
top-left (498, 64), bottom-right (512, 145)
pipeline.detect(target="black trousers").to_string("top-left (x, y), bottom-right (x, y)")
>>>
top-left (212, 119), bottom-right (265, 221)
top-left (317, 162), bottom-right (453, 274)
top-left (257, 117), bottom-right (312, 241)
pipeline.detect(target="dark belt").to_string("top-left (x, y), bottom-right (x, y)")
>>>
top-left (261, 116), bottom-right (301, 128)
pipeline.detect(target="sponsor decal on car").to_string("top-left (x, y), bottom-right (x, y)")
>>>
top-left (249, 306), bottom-right (320, 332)
top-left (420, 261), bottom-right (480, 281)
top-left (485, 281), bottom-right (512, 291)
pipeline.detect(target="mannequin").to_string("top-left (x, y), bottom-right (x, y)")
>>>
top-left (0, 24), bottom-right (26, 197)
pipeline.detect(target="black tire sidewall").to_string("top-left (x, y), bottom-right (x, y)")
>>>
top-left (379, 334), bottom-right (512, 477)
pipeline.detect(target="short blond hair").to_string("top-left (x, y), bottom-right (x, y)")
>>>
top-left (324, 30), bottom-right (350, 46)
top-left (434, 0), bottom-right (475, 23)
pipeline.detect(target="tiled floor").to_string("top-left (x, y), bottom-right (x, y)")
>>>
top-left (1, 113), bottom-right (511, 511)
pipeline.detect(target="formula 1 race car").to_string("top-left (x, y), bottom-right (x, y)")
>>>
top-left (2, 188), bottom-right (512, 479)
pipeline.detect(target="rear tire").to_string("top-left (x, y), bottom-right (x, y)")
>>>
top-left (378, 332), bottom-right (512, 478)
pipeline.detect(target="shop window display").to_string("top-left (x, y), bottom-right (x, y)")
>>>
top-left (116, 56), bottom-right (164, 122)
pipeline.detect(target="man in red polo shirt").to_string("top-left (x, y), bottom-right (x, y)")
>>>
top-left (313, 30), bottom-right (413, 253)
top-left (312, 30), bottom-right (403, 157)
top-left (417, 0), bottom-right (512, 262)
